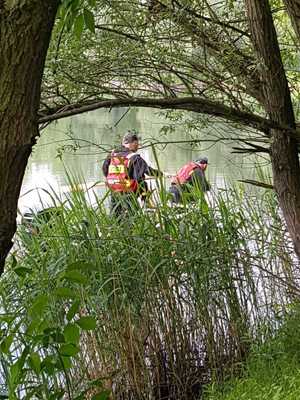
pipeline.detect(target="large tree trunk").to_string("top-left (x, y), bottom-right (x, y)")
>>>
top-left (0, 1), bottom-right (59, 272)
top-left (245, 0), bottom-right (300, 256)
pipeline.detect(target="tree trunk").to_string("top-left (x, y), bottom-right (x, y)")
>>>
top-left (283, 0), bottom-right (300, 43)
top-left (245, 0), bottom-right (300, 257)
top-left (0, 0), bottom-right (59, 272)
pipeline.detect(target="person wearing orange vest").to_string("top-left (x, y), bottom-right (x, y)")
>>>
top-left (169, 157), bottom-right (210, 204)
top-left (102, 131), bottom-right (162, 215)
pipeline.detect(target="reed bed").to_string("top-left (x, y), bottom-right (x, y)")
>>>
top-left (0, 182), bottom-right (299, 399)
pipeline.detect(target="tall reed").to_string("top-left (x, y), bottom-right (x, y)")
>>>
top-left (0, 180), bottom-right (299, 399)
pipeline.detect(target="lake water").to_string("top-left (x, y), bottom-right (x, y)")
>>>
top-left (19, 108), bottom-right (263, 213)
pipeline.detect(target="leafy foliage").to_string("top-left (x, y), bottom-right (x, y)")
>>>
top-left (43, 0), bottom-right (299, 117)
top-left (59, 0), bottom-right (96, 36)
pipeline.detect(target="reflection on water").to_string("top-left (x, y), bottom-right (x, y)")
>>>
top-left (19, 108), bottom-right (260, 213)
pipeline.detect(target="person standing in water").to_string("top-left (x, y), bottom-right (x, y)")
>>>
top-left (102, 131), bottom-right (163, 215)
top-left (169, 157), bottom-right (210, 204)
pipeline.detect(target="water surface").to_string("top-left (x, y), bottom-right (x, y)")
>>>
top-left (19, 108), bottom-right (262, 213)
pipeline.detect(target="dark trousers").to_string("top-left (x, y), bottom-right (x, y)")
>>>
top-left (110, 192), bottom-right (140, 217)
top-left (169, 184), bottom-right (206, 204)
top-left (169, 184), bottom-right (182, 204)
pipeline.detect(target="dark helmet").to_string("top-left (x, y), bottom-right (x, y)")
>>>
top-left (195, 156), bottom-right (208, 164)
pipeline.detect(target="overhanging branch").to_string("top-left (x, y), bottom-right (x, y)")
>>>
top-left (38, 96), bottom-right (300, 139)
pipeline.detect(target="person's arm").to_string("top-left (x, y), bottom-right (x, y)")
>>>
top-left (147, 165), bottom-right (163, 177)
top-left (102, 157), bottom-right (111, 177)
top-left (130, 155), bottom-right (163, 181)
top-left (190, 168), bottom-right (210, 191)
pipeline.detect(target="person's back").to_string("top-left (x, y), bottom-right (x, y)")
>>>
top-left (169, 157), bottom-right (210, 204)
top-left (102, 131), bottom-right (162, 215)
top-left (105, 149), bottom-right (138, 193)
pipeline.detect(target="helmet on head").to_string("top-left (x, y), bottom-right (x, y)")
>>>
top-left (195, 156), bottom-right (208, 165)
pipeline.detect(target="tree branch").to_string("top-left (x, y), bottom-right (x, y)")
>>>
top-left (38, 96), bottom-right (300, 139)
top-left (152, 0), bottom-right (264, 102)
top-left (95, 24), bottom-right (145, 43)
top-left (237, 179), bottom-right (273, 189)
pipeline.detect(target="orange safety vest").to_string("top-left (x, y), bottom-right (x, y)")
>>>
top-left (106, 152), bottom-right (138, 193)
top-left (171, 162), bottom-right (199, 185)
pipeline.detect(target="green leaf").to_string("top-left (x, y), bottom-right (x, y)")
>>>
top-left (14, 267), bottom-right (32, 277)
top-left (89, 378), bottom-right (104, 387)
top-left (28, 352), bottom-right (41, 374)
top-left (66, 299), bottom-right (81, 321)
top-left (49, 390), bottom-right (65, 400)
top-left (63, 323), bottom-right (80, 344)
top-left (70, 0), bottom-right (80, 11)
top-left (19, 346), bottom-right (29, 369)
top-left (73, 395), bottom-right (85, 400)
top-left (38, 319), bottom-right (51, 335)
top-left (10, 361), bottom-right (21, 386)
top-left (76, 316), bottom-right (97, 330)
top-left (50, 331), bottom-right (65, 344)
top-left (63, 270), bottom-right (88, 285)
top-left (0, 315), bottom-right (14, 324)
top-left (55, 355), bottom-right (72, 371)
top-left (1, 334), bottom-right (14, 354)
top-left (83, 8), bottom-right (95, 33)
top-left (91, 391), bottom-right (110, 400)
top-left (74, 14), bottom-right (85, 39)
top-left (87, 0), bottom-right (96, 7)
top-left (61, 356), bottom-right (72, 370)
top-left (41, 355), bottom-right (57, 375)
top-left (66, 10), bottom-right (77, 31)
top-left (10, 254), bottom-right (17, 269)
top-left (26, 319), bottom-right (40, 336)
top-left (59, 343), bottom-right (80, 357)
top-left (67, 261), bottom-right (98, 271)
top-left (54, 287), bottom-right (77, 299)
top-left (29, 294), bottom-right (48, 317)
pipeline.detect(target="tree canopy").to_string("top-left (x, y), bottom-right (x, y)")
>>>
top-left (40, 1), bottom-right (300, 142)
top-left (1, 0), bottom-right (300, 269)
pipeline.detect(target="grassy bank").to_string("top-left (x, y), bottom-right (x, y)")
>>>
top-left (205, 305), bottom-right (300, 400)
top-left (0, 183), bottom-right (299, 399)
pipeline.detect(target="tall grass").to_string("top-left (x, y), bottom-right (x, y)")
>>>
top-left (0, 180), bottom-right (299, 399)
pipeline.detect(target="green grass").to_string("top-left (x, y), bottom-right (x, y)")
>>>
top-left (205, 305), bottom-right (300, 400)
top-left (0, 179), bottom-right (298, 399)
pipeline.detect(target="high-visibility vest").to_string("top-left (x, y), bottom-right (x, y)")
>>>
top-left (171, 162), bottom-right (199, 185)
top-left (106, 152), bottom-right (138, 192)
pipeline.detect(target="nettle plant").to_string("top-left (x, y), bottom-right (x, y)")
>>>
top-left (0, 256), bottom-right (109, 400)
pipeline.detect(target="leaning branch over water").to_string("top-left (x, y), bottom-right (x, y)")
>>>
top-left (38, 96), bottom-right (300, 140)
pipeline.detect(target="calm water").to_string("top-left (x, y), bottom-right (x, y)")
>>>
top-left (19, 108), bottom-right (260, 213)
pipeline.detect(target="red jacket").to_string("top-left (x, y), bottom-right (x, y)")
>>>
top-left (171, 162), bottom-right (199, 185)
